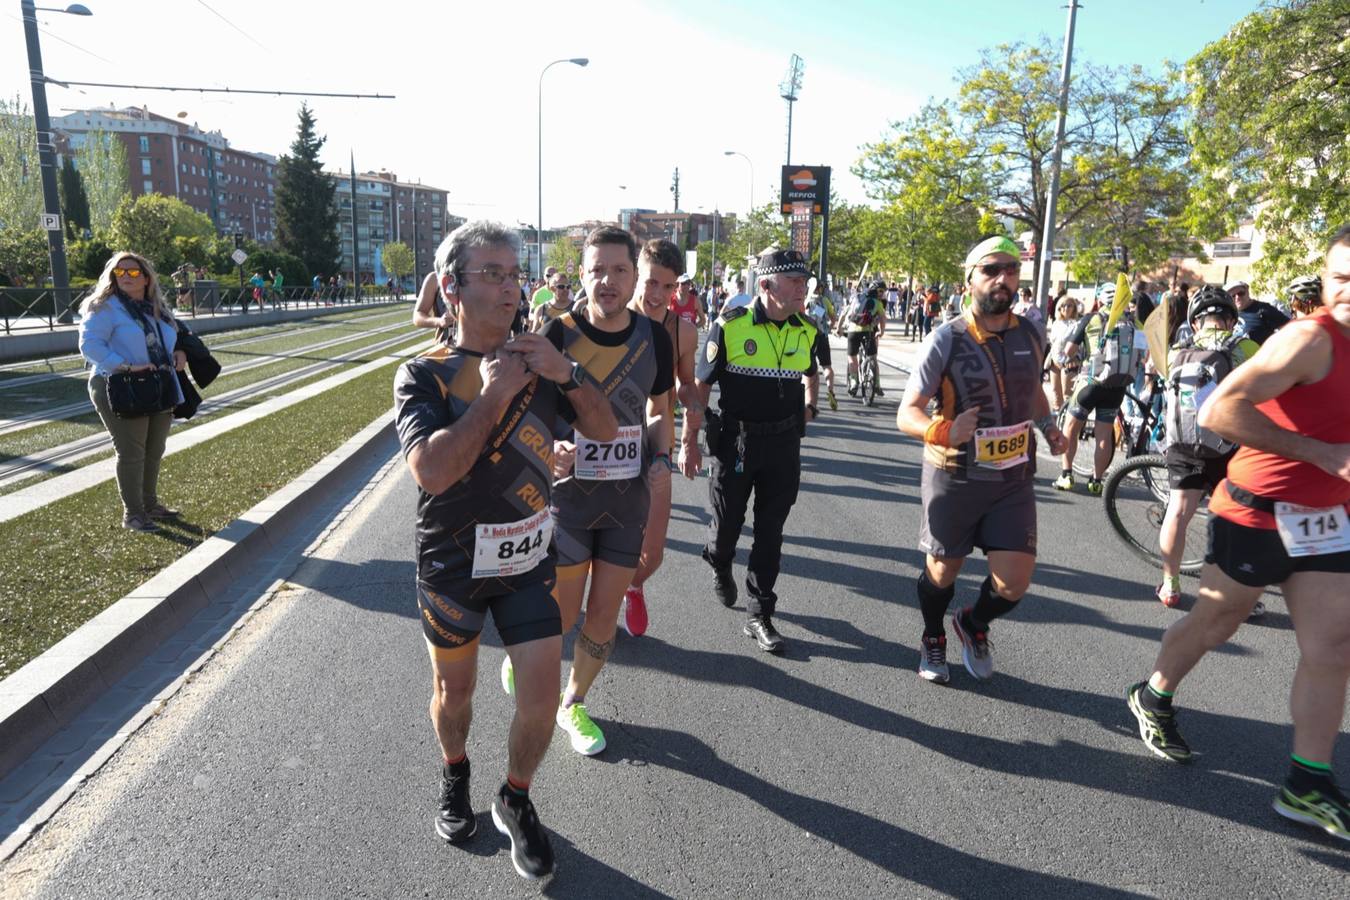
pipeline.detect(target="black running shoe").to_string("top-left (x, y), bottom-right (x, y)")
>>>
top-left (1274, 780), bottom-right (1350, 842)
top-left (435, 759), bottom-right (476, 843)
top-left (703, 548), bottom-right (737, 607)
top-left (491, 785), bottom-right (555, 880)
top-left (1126, 681), bottom-right (1193, 763)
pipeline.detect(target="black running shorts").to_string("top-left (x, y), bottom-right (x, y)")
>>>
top-left (1165, 447), bottom-right (1232, 492)
top-left (919, 466), bottom-right (1037, 559)
top-left (554, 521), bottom-right (645, 569)
top-left (1067, 380), bottom-right (1126, 424)
top-left (847, 331), bottom-right (877, 358)
top-left (1206, 515), bottom-right (1350, 587)
top-left (417, 580), bottom-right (560, 660)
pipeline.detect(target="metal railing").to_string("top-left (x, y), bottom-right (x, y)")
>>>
top-left (1, 283), bottom-right (407, 335)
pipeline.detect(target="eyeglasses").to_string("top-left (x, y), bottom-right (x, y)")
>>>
top-left (112, 266), bottom-right (144, 278)
top-left (459, 267), bottom-right (524, 285)
top-left (552, 283), bottom-right (571, 292)
top-left (979, 262), bottom-right (1020, 277)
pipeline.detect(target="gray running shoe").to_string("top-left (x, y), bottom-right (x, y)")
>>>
top-left (952, 608), bottom-right (994, 680)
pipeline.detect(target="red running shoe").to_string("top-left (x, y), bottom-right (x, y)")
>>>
top-left (621, 586), bottom-right (648, 637)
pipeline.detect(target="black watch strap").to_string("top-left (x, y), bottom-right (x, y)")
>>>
top-left (560, 361), bottom-right (584, 392)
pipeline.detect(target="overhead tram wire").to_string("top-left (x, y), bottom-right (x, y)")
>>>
top-left (42, 80), bottom-right (394, 100)
top-left (195, 0), bottom-right (268, 51)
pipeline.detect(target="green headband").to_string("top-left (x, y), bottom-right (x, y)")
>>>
top-left (964, 236), bottom-right (1022, 268)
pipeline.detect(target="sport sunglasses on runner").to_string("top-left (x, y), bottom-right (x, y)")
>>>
top-left (979, 262), bottom-right (1020, 277)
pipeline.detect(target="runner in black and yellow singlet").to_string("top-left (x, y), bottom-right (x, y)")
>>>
top-left (897, 236), bottom-right (1066, 686)
top-left (395, 221), bottom-right (615, 881)
top-left (504, 226), bottom-right (673, 759)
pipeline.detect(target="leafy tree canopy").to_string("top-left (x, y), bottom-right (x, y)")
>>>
top-left (276, 104), bottom-right (342, 280)
top-left (107, 193), bottom-right (216, 273)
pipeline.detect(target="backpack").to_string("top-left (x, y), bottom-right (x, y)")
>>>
top-left (849, 297), bottom-right (876, 327)
top-left (925, 292), bottom-right (941, 316)
top-left (1086, 312), bottom-right (1142, 387)
top-left (1165, 336), bottom-right (1239, 458)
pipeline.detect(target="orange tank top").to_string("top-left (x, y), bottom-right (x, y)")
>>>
top-left (1210, 309), bottom-right (1350, 528)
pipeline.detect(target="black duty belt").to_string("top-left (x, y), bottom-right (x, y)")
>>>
top-left (727, 414), bottom-right (799, 436)
top-left (1224, 482), bottom-right (1275, 513)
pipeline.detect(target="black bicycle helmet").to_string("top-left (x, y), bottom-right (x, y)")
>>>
top-left (1187, 284), bottom-right (1237, 325)
top-left (1287, 275), bottom-right (1321, 314)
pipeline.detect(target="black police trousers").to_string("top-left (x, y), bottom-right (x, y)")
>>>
top-left (705, 430), bottom-right (802, 616)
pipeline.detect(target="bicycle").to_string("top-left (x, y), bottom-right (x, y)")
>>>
top-left (858, 336), bottom-right (880, 407)
top-left (1102, 450), bottom-right (1208, 575)
top-left (1057, 376), bottom-right (1165, 478)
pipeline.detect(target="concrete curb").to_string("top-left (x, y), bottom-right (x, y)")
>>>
top-left (0, 411), bottom-right (398, 781)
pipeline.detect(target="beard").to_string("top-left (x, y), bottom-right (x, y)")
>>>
top-left (973, 284), bottom-right (1014, 315)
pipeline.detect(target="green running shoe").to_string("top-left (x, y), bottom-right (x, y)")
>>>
top-left (1087, 477), bottom-right (1103, 496)
top-left (501, 656), bottom-right (514, 696)
top-left (556, 696), bottom-right (606, 756)
top-left (827, 390), bottom-right (837, 411)
top-left (1126, 682), bottom-right (1192, 763)
top-left (1274, 783), bottom-right (1350, 842)
top-left (1053, 471), bottom-right (1074, 491)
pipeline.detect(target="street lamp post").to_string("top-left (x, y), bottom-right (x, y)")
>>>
top-left (537, 57), bottom-right (587, 279)
top-left (723, 150), bottom-right (754, 213)
top-left (21, 1), bottom-right (92, 322)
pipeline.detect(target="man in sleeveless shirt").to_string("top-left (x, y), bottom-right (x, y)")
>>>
top-left (671, 273), bottom-right (707, 329)
top-left (1127, 225), bottom-right (1350, 842)
top-left (897, 236), bottom-right (1067, 685)
top-left (523, 226), bottom-right (674, 757)
top-left (624, 239), bottom-right (702, 637)
top-left (394, 221), bottom-right (616, 880)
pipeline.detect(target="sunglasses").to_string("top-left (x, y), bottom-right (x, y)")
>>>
top-left (979, 262), bottom-right (1020, 277)
top-left (112, 266), bottom-right (144, 278)
top-left (459, 267), bottom-right (524, 285)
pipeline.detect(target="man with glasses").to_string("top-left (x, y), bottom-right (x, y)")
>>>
top-left (897, 236), bottom-right (1066, 685)
top-left (530, 266), bottom-right (558, 308)
top-left (394, 221), bottom-right (615, 880)
top-left (1228, 280), bottom-right (1289, 346)
top-left (530, 273), bottom-right (574, 331)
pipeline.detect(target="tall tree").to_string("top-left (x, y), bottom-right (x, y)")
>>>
top-left (0, 95), bottom-right (42, 234)
top-left (275, 104), bottom-right (341, 280)
top-left (74, 128), bottom-right (128, 235)
top-left (854, 101), bottom-right (995, 286)
top-left (545, 234), bottom-right (580, 276)
top-left (58, 156), bottom-right (91, 239)
top-left (1184, 0), bottom-right (1350, 291)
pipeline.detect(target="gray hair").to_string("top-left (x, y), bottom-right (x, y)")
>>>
top-left (434, 220), bottom-right (521, 279)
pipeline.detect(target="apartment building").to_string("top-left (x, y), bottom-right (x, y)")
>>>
top-left (329, 170), bottom-right (451, 285)
top-left (52, 106), bottom-right (277, 241)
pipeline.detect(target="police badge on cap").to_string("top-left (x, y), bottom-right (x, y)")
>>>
top-left (756, 247), bottom-right (810, 277)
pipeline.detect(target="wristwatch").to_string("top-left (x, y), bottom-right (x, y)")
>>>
top-left (560, 360), bottom-right (585, 392)
top-left (805, 403), bottom-right (819, 419)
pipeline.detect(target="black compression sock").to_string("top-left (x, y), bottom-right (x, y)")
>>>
top-left (916, 572), bottom-right (955, 637)
top-left (969, 576), bottom-right (1018, 631)
top-left (1288, 755), bottom-right (1334, 792)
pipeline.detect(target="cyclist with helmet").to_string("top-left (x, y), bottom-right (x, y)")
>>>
top-left (1288, 276), bottom-right (1322, 318)
top-left (1154, 286), bottom-right (1262, 611)
top-left (805, 283), bottom-right (839, 410)
top-left (1055, 283), bottom-right (1150, 494)
top-left (844, 281), bottom-right (888, 397)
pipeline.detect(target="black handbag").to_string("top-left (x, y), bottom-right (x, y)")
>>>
top-left (106, 296), bottom-right (178, 418)
top-left (107, 367), bottom-right (177, 418)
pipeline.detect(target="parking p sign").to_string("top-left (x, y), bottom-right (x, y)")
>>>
top-left (39, 213), bottom-right (61, 231)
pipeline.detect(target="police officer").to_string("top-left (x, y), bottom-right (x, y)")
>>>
top-left (693, 247), bottom-right (820, 653)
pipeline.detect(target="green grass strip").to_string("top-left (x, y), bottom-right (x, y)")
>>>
top-left (0, 358), bottom-right (408, 680)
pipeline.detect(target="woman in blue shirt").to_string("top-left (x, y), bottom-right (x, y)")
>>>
top-left (78, 251), bottom-right (186, 533)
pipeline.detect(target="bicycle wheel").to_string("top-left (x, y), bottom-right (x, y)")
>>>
top-left (1103, 453), bottom-right (1206, 575)
top-left (863, 356), bottom-right (877, 406)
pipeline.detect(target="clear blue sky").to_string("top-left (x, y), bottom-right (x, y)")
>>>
top-left (0, 0), bottom-right (1263, 226)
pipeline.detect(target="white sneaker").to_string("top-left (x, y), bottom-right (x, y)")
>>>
top-left (918, 634), bottom-right (950, 684)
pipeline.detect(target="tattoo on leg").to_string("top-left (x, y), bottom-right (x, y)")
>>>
top-left (577, 631), bottom-right (613, 661)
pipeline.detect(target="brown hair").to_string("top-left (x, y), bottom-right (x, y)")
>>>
top-left (583, 225), bottom-right (637, 266)
top-left (640, 238), bottom-right (684, 276)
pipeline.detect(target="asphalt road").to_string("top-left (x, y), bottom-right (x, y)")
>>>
top-left (3, 355), bottom-right (1347, 899)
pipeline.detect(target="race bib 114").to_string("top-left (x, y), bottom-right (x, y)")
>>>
top-left (1274, 502), bottom-right (1350, 558)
